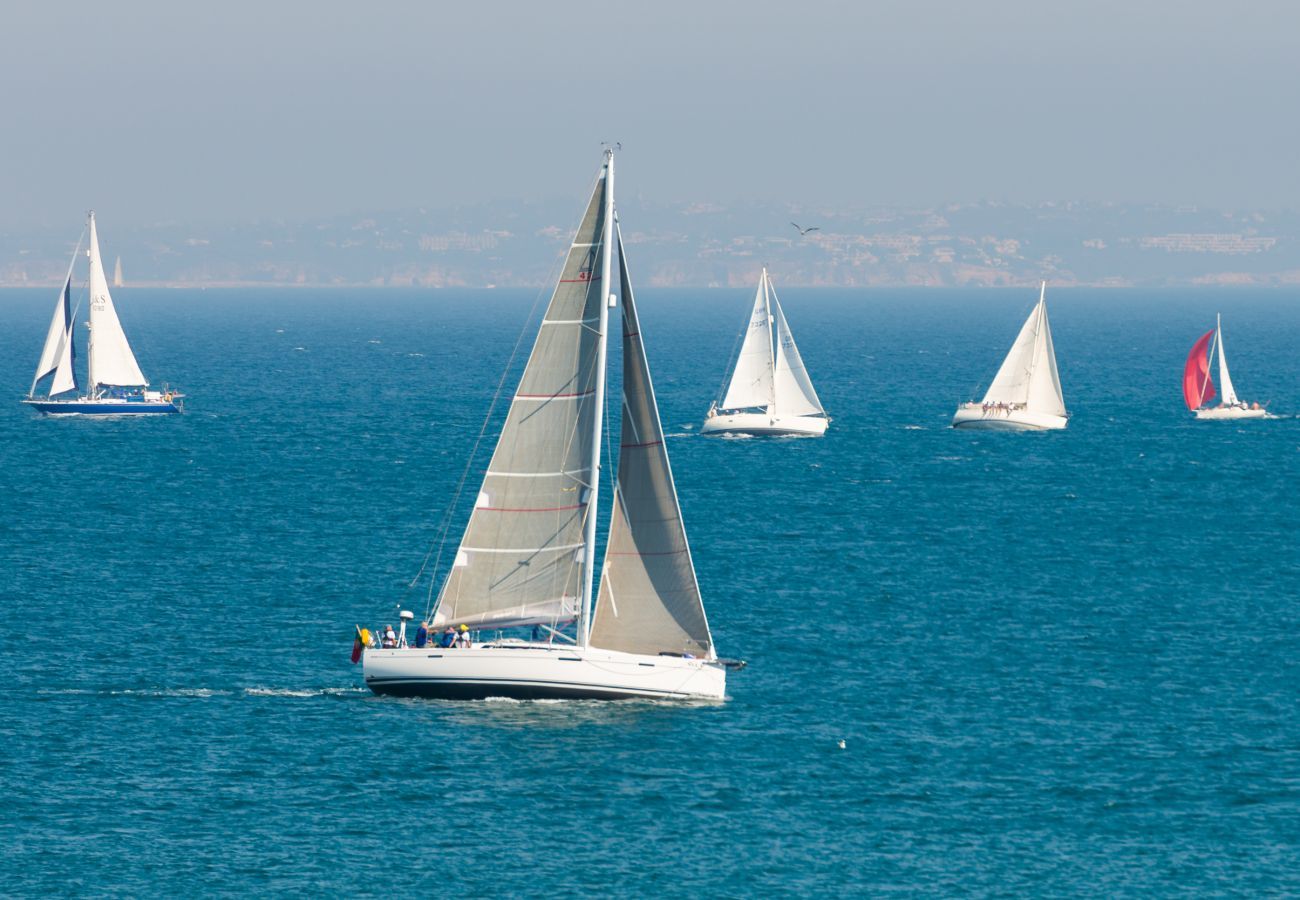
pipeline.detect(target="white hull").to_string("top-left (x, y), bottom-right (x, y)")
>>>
top-left (951, 403), bottom-right (1068, 431)
top-left (701, 411), bottom-right (828, 436)
top-left (363, 642), bottom-right (727, 701)
top-left (1192, 405), bottom-right (1268, 420)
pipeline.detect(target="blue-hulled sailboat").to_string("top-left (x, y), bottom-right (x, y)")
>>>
top-left (23, 212), bottom-right (182, 416)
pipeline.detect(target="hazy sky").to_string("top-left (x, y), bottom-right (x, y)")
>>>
top-left (4, 0), bottom-right (1298, 227)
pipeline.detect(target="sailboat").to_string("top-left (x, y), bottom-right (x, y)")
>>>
top-left (23, 212), bottom-right (182, 415)
top-left (361, 151), bottom-right (737, 700)
top-left (701, 267), bottom-right (828, 436)
top-left (952, 282), bottom-right (1068, 431)
top-left (1183, 314), bottom-right (1266, 419)
top-left (113, 256), bottom-right (124, 288)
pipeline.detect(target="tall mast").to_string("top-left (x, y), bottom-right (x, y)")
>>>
top-left (579, 149), bottom-right (615, 648)
top-left (763, 268), bottom-right (775, 413)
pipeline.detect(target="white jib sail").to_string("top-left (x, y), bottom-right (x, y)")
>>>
top-left (590, 227), bottom-right (714, 659)
top-left (431, 166), bottom-right (608, 632)
top-left (1215, 315), bottom-right (1239, 406)
top-left (49, 312), bottom-right (78, 396)
top-left (87, 213), bottom-right (147, 389)
top-left (1026, 293), bottom-right (1066, 416)
top-left (32, 278), bottom-right (74, 395)
top-left (719, 270), bottom-right (775, 410)
top-left (770, 284), bottom-right (824, 417)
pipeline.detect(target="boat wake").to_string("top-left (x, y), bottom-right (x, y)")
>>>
top-left (37, 686), bottom-right (367, 699)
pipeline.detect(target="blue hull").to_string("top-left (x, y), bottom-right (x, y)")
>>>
top-left (23, 400), bottom-right (180, 416)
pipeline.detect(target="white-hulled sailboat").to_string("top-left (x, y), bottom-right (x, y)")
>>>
top-left (952, 282), bottom-right (1068, 431)
top-left (361, 151), bottom-right (738, 701)
top-left (1182, 314), bottom-right (1267, 420)
top-left (702, 268), bottom-right (828, 436)
top-left (23, 212), bottom-right (182, 416)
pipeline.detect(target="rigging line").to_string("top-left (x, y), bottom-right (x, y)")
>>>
top-left (413, 166), bottom-right (607, 621)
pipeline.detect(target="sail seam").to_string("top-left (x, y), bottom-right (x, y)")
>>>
top-left (478, 503), bottom-right (583, 513)
top-left (462, 543), bottom-right (584, 554)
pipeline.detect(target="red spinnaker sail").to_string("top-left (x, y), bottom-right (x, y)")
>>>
top-left (1182, 329), bottom-right (1217, 411)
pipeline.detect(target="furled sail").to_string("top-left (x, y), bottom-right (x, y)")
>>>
top-left (1215, 316), bottom-right (1239, 406)
top-left (1182, 330), bottom-right (1217, 411)
top-left (31, 277), bottom-right (76, 396)
top-left (982, 284), bottom-right (1065, 415)
top-left (719, 274), bottom-right (775, 411)
top-left (590, 229), bottom-right (714, 659)
top-left (771, 288), bottom-right (824, 417)
top-left (432, 169), bottom-right (608, 631)
top-left (87, 213), bottom-right (147, 389)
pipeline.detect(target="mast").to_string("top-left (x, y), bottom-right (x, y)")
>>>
top-left (1029, 282), bottom-right (1046, 390)
top-left (579, 148), bottom-right (615, 648)
top-left (763, 268), bottom-right (775, 414)
top-left (1201, 327), bottom-right (1219, 409)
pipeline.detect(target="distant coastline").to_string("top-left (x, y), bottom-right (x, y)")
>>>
top-left (4, 199), bottom-right (1298, 290)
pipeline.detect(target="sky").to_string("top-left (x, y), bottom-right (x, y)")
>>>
top-left (4, 0), bottom-right (1299, 228)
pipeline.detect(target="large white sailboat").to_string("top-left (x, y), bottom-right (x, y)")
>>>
top-left (702, 267), bottom-right (828, 436)
top-left (1182, 314), bottom-right (1267, 420)
top-left (23, 212), bottom-right (182, 416)
top-left (362, 152), bottom-right (737, 701)
top-left (952, 282), bottom-right (1068, 431)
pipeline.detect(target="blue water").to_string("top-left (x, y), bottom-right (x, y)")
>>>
top-left (2, 286), bottom-right (1298, 895)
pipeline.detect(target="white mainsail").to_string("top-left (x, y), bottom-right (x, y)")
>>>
top-left (771, 288), bottom-right (824, 417)
top-left (432, 167), bottom-right (609, 632)
top-left (1215, 314), bottom-right (1239, 406)
top-left (982, 283), bottom-right (1065, 416)
top-left (87, 212), bottom-right (147, 390)
top-left (719, 273), bottom-right (775, 411)
top-left (589, 228), bottom-right (714, 660)
top-left (113, 256), bottom-right (124, 288)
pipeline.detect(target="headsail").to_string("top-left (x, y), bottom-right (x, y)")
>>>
top-left (432, 168), bottom-right (608, 631)
top-left (87, 213), bottom-right (147, 389)
top-left (49, 311), bottom-right (78, 397)
top-left (1026, 294), bottom-right (1066, 416)
top-left (31, 277), bottom-right (76, 396)
top-left (589, 228), bottom-right (714, 659)
top-left (1215, 315), bottom-right (1239, 406)
top-left (719, 272), bottom-right (775, 411)
top-left (31, 235), bottom-right (84, 397)
top-left (770, 283), bottom-right (824, 417)
top-left (1182, 330), bottom-right (1217, 410)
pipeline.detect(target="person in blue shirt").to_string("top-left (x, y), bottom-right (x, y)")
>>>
top-left (414, 621), bottom-right (429, 648)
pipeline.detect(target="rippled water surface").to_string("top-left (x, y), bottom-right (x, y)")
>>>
top-left (2, 286), bottom-right (1298, 895)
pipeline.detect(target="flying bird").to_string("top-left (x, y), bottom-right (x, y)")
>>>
top-left (791, 222), bottom-right (819, 236)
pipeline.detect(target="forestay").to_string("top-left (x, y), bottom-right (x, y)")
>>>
top-left (87, 213), bottom-right (148, 389)
top-left (719, 276), bottom-right (775, 411)
top-left (433, 171), bottom-right (607, 631)
top-left (1215, 317), bottom-right (1239, 406)
top-left (590, 230), bottom-right (714, 659)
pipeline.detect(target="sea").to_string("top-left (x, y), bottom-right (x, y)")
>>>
top-left (1, 285), bottom-right (1297, 896)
